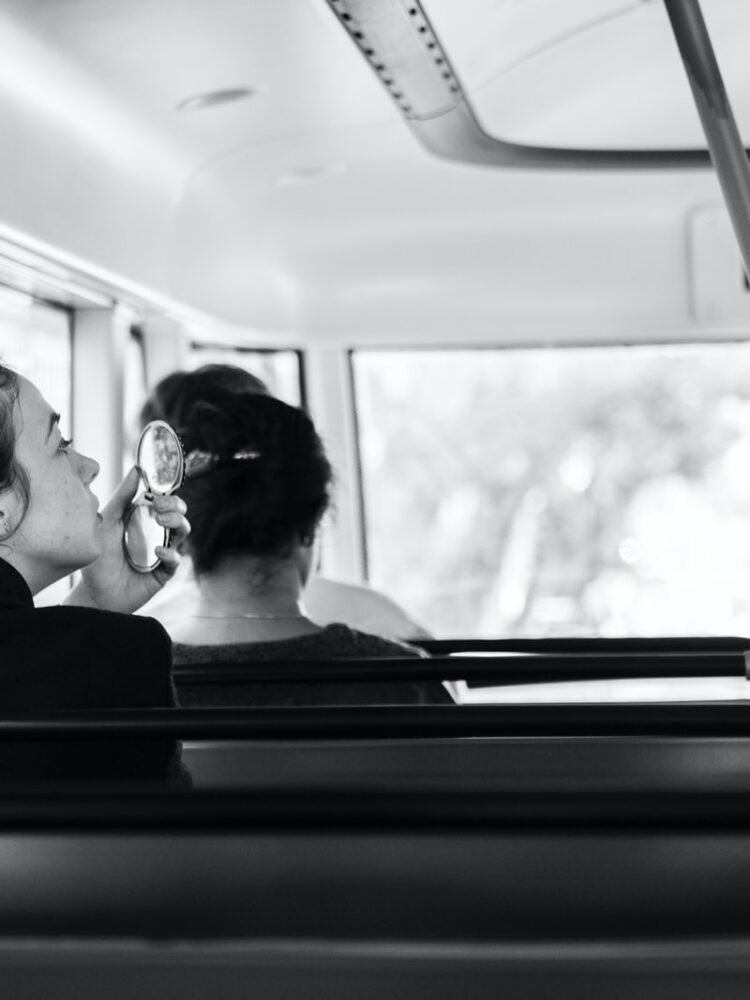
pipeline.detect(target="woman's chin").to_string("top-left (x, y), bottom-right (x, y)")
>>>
top-left (78, 535), bottom-right (105, 568)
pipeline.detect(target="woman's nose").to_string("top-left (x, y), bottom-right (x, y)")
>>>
top-left (77, 452), bottom-right (100, 485)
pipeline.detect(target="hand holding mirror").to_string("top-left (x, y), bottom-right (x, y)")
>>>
top-left (123, 420), bottom-right (184, 572)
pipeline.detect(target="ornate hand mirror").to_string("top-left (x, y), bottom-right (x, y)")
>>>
top-left (123, 420), bottom-right (184, 572)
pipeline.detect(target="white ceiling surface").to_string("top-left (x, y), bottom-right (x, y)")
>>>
top-left (425, 0), bottom-right (750, 148)
top-left (0, 0), bottom-right (736, 342)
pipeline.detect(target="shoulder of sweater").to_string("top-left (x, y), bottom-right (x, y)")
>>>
top-left (39, 605), bottom-right (171, 652)
top-left (322, 623), bottom-right (426, 657)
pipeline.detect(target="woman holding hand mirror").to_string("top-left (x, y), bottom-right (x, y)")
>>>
top-left (124, 419), bottom-right (185, 573)
top-left (0, 365), bottom-right (189, 777)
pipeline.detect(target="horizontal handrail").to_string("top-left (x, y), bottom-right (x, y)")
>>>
top-left (173, 652), bottom-right (750, 686)
top-left (0, 786), bottom-right (749, 830)
top-left (415, 637), bottom-right (750, 655)
top-left (2, 703), bottom-right (750, 739)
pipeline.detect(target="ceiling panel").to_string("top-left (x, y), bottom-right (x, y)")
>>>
top-left (425, 0), bottom-right (750, 150)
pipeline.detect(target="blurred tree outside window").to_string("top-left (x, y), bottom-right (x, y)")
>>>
top-left (353, 345), bottom-right (750, 638)
top-left (0, 290), bottom-right (71, 431)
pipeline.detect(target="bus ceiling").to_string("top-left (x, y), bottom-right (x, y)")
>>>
top-left (327, 0), bottom-right (750, 278)
top-left (1, 1), bottom-right (750, 337)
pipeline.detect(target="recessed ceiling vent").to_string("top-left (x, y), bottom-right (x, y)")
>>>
top-left (176, 88), bottom-right (257, 113)
top-left (325, 0), bottom-right (464, 121)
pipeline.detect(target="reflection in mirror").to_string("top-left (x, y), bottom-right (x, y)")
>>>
top-left (138, 421), bottom-right (184, 494)
top-left (123, 420), bottom-right (184, 573)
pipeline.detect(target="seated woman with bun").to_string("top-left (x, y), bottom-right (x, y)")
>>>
top-left (139, 364), bottom-right (432, 641)
top-left (0, 364), bottom-right (190, 781)
top-left (167, 390), bottom-right (453, 705)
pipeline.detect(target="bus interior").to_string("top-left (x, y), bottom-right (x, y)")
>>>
top-left (3, 0), bottom-right (750, 996)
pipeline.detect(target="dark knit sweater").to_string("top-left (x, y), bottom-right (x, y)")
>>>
top-left (0, 557), bottom-right (184, 783)
top-left (173, 623), bottom-right (453, 706)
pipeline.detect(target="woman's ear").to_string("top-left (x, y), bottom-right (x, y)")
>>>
top-left (0, 489), bottom-right (23, 543)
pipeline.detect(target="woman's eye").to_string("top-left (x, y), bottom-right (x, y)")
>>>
top-left (57, 437), bottom-right (73, 454)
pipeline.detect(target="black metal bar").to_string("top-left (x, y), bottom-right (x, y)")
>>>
top-left (2, 704), bottom-right (750, 740)
top-left (1, 787), bottom-right (750, 831)
top-left (664, 0), bottom-right (750, 276)
top-left (172, 652), bottom-right (748, 686)
top-left (416, 637), bottom-right (750, 656)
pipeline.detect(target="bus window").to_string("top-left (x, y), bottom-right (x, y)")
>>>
top-left (186, 345), bottom-right (304, 408)
top-left (353, 343), bottom-right (750, 639)
top-left (0, 290), bottom-right (71, 432)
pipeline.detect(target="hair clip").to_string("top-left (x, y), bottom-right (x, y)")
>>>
top-left (185, 448), bottom-right (263, 478)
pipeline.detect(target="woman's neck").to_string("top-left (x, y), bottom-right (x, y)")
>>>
top-left (196, 556), bottom-right (305, 614)
top-left (169, 555), bottom-right (322, 645)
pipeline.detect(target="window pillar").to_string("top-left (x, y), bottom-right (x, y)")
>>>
top-left (305, 346), bottom-right (366, 582)
top-left (72, 305), bottom-right (131, 502)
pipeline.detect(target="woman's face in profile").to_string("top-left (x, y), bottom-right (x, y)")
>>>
top-left (3, 376), bottom-right (103, 590)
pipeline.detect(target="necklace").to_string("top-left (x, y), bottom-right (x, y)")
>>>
top-left (191, 612), bottom-right (307, 620)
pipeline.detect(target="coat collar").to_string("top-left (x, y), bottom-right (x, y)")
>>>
top-left (0, 557), bottom-right (33, 610)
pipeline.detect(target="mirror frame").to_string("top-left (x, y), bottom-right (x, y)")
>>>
top-left (123, 420), bottom-right (184, 573)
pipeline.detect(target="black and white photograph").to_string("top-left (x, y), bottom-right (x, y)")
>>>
top-left (0, 1), bottom-right (749, 996)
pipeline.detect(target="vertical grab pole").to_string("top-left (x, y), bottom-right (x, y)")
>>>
top-left (663, 0), bottom-right (750, 276)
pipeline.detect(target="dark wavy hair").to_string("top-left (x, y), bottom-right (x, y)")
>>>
top-left (144, 371), bottom-right (333, 575)
top-left (139, 364), bottom-right (268, 429)
top-left (0, 364), bottom-right (29, 542)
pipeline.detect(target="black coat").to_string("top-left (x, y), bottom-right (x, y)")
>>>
top-left (0, 558), bottom-right (184, 784)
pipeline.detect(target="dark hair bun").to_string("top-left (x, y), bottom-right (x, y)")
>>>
top-left (176, 393), bottom-right (333, 574)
